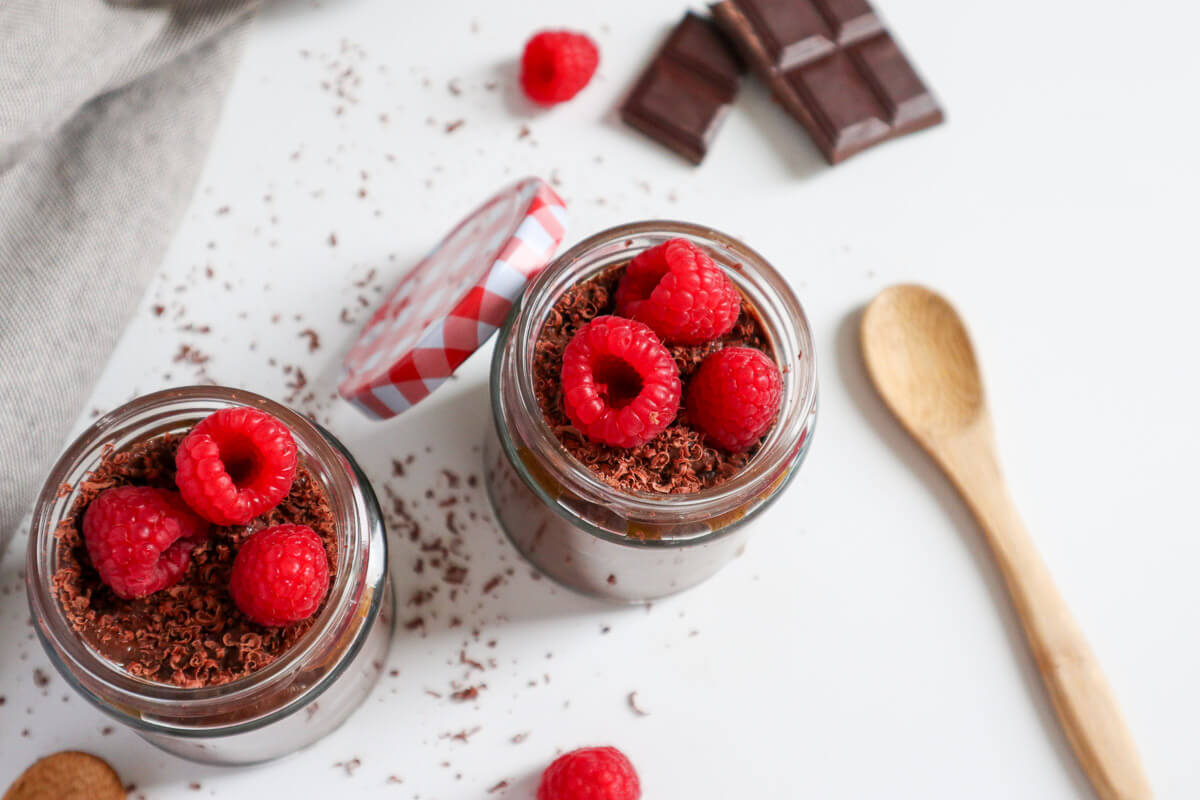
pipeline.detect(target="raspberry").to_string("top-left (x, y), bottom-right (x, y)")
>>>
top-left (175, 407), bottom-right (298, 526)
top-left (687, 347), bottom-right (783, 452)
top-left (229, 524), bottom-right (330, 627)
top-left (82, 486), bottom-right (210, 599)
top-left (561, 316), bottom-right (681, 449)
top-left (520, 30), bottom-right (599, 106)
top-left (537, 746), bottom-right (641, 800)
top-left (615, 238), bottom-right (741, 345)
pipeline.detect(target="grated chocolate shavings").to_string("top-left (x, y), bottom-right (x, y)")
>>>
top-left (532, 264), bottom-right (773, 494)
top-left (52, 434), bottom-right (338, 688)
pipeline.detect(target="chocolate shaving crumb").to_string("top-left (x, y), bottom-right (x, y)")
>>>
top-left (628, 691), bottom-right (649, 716)
top-left (488, 780), bottom-right (509, 793)
top-left (450, 686), bottom-right (480, 702)
top-left (299, 328), bottom-right (320, 352)
top-left (445, 119), bottom-right (465, 133)
top-left (32, 668), bottom-right (48, 688)
top-left (444, 726), bottom-right (480, 742)
top-left (510, 732), bottom-right (529, 744)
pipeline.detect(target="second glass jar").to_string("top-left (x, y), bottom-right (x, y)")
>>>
top-left (485, 221), bottom-right (818, 602)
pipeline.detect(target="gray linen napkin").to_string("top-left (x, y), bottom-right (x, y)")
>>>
top-left (0, 0), bottom-right (260, 556)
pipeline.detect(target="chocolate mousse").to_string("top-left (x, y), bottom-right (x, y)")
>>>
top-left (52, 433), bottom-right (338, 688)
top-left (533, 263), bottom-right (773, 494)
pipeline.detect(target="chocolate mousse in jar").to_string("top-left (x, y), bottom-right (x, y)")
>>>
top-left (485, 221), bottom-right (818, 602)
top-left (25, 386), bottom-right (393, 765)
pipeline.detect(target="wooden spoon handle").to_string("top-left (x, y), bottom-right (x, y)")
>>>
top-left (946, 436), bottom-right (1152, 800)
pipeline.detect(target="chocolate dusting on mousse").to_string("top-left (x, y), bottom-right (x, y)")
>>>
top-left (52, 433), bottom-right (338, 688)
top-left (533, 264), bottom-right (772, 494)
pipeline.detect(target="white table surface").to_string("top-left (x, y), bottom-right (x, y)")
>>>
top-left (3, 0), bottom-right (1198, 797)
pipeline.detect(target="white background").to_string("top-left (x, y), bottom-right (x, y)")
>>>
top-left (3, 0), bottom-right (1199, 797)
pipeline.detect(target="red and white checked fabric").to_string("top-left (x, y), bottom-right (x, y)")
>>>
top-left (339, 177), bottom-right (568, 419)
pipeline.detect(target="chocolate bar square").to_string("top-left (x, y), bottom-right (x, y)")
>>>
top-left (712, 0), bottom-right (942, 164)
top-left (621, 12), bottom-right (746, 164)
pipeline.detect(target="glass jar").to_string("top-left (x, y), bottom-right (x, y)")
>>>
top-left (25, 387), bottom-right (394, 765)
top-left (485, 221), bottom-right (818, 602)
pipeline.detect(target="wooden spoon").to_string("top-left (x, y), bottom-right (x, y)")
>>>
top-left (860, 285), bottom-right (1151, 800)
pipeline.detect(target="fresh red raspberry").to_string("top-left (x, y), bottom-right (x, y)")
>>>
top-left (520, 30), bottom-right (600, 106)
top-left (82, 486), bottom-right (210, 599)
top-left (537, 746), bottom-right (641, 800)
top-left (175, 407), bottom-right (297, 526)
top-left (615, 238), bottom-right (741, 345)
top-left (229, 524), bottom-right (330, 627)
top-left (687, 347), bottom-right (783, 452)
top-left (561, 316), bottom-right (681, 449)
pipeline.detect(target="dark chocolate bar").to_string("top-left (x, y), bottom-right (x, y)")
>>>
top-left (711, 0), bottom-right (942, 164)
top-left (620, 12), bottom-right (745, 164)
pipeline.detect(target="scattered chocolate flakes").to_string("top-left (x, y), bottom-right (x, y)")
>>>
top-left (52, 434), bottom-right (339, 687)
top-left (481, 575), bottom-right (503, 594)
top-left (450, 686), bottom-right (481, 702)
top-left (189, 782), bottom-right (202, 791)
top-left (510, 732), bottom-right (529, 744)
top-left (329, 232), bottom-right (338, 246)
top-left (101, 726), bottom-right (114, 736)
top-left (299, 328), bottom-right (321, 352)
top-left (518, 125), bottom-right (531, 140)
top-left (152, 305), bottom-right (165, 317)
top-left (333, 757), bottom-right (362, 777)
top-left (488, 780), bottom-right (510, 793)
top-left (628, 691), bottom-right (649, 716)
top-left (32, 668), bottom-right (49, 688)
top-left (386, 775), bottom-right (404, 784)
top-left (445, 119), bottom-right (465, 133)
top-left (533, 264), bottom-right (772, 494)
top-left (286, 366), bottom-right (308, 402)
top-left (444, 726), bottom-right (480, 742)
top-left (173, 344), bottom-right (209, 365)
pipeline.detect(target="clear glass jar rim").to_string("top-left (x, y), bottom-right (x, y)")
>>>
top-left (495, 220), bottom-right (818, 532)
top-left (25, 386), bottom-right (384, 726)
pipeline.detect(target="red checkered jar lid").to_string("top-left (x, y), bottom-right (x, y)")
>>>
top-left (339, 177), bottom-right (567, 419)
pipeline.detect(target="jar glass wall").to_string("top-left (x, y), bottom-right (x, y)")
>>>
top-left (25, 387), bottom-right (394, 765)
top-left (485, 221), bottom-right (818, 602)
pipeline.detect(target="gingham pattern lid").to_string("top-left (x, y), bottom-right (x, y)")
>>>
top-left (339, 177), bottom-right (568, 419)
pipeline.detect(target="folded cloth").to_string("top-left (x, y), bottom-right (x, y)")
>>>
top-left (0, 0), bottom-right (260, 557)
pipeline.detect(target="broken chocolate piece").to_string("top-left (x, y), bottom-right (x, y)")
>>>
top-left (620, 12), bottom-right (745, 164)
top-left (712, 0), bottom-right (942, 164)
